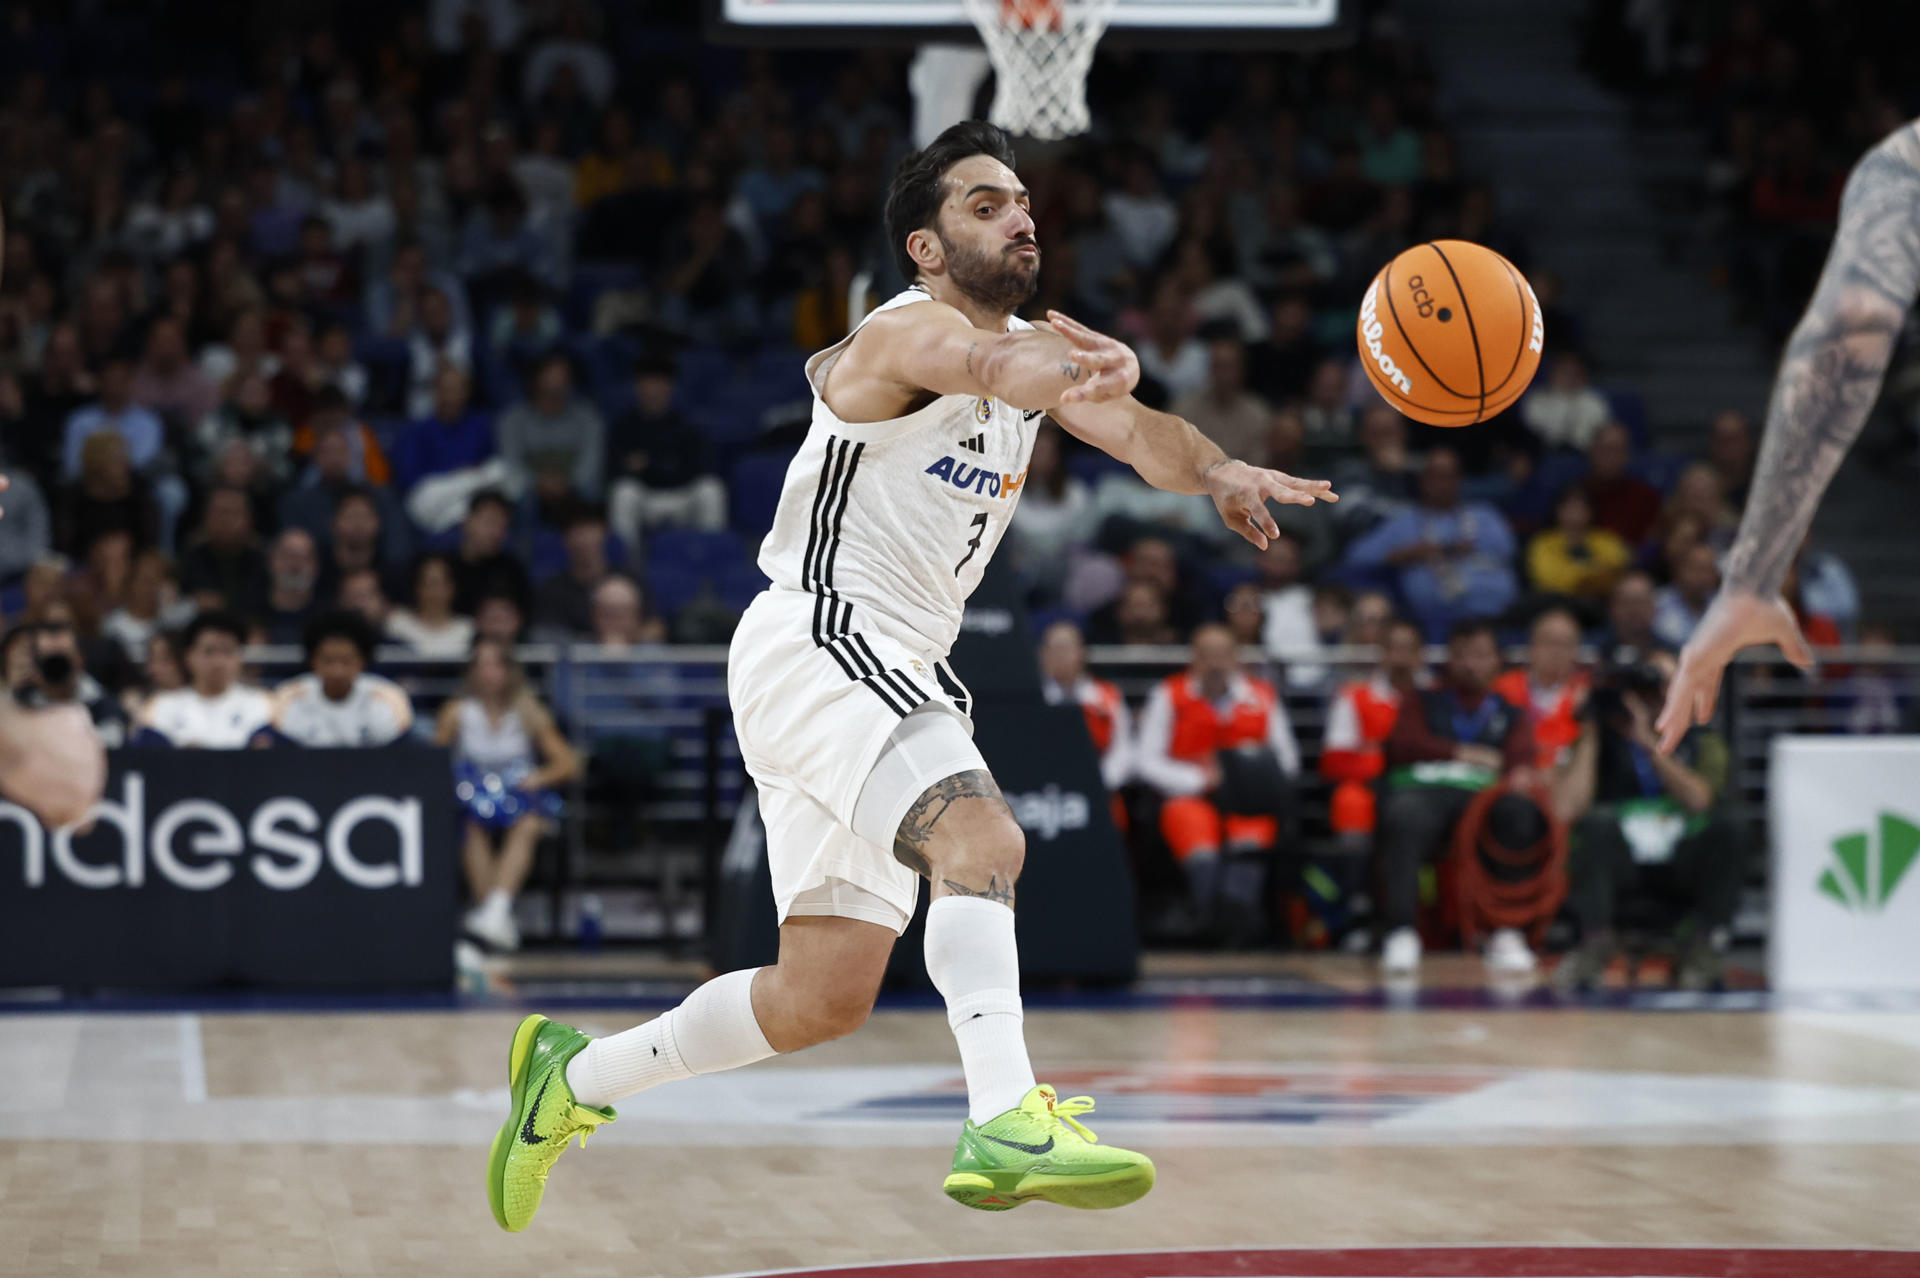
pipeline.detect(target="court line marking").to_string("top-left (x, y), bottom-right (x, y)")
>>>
top-left (697, 1244), bottom-right (1920, 1278)
top-left (176, 1013), bottom-right (205, 1103)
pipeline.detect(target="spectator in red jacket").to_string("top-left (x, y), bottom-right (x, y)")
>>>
top-left (1136, 623), bottom-right (1299, 935)
top-left (1321, 617), bottom-right (1427, 839)
top-left (1492, 606), bottom-right (1591, 771)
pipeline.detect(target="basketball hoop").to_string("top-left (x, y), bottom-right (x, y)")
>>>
top-left (962, 0), bottom-right (1117, 141)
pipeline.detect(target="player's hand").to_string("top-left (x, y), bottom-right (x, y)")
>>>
top-left (0, 470), bottom-right (9, 518)
top-left (0, 701), bottom-right (106, 830)
top-left (1203, 460), bottom-right (1338, 549)
top-left (1656, 589), bottom-right (1814, 754)
top-left (1045, 310), bottom-right (1140, 405)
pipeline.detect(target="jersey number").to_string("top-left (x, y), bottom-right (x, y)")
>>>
top-left (953, 512), bottom-right (989, 576)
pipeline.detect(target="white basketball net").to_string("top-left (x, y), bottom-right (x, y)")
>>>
top-left (962, 0), bottom-right (1118, 141)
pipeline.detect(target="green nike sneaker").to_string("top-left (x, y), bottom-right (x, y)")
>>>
top-left (943, 1083), bottom-right (1155, 1212)
top-left (487, 1014), bottom-right (615, 1232)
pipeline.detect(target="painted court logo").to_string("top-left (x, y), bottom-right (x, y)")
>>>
top-left (1817, 810), bottom-right (1919, 913)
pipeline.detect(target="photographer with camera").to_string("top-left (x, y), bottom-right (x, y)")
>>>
top-left (1555, 649), bottom-right (1739, 992)
top-left (2, 620), bottom-right (130, 749)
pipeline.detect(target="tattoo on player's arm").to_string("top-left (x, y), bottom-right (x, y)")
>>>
top-left (890, 769), bottom-right (1009, 877)
top-left (1724, 127), bottom-right (1920, 596)
top-left (940, 874), bottom-right (1016, 907)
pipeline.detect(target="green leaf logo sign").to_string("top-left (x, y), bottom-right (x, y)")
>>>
top-left (1818, 812), bottom-right (1920, 913)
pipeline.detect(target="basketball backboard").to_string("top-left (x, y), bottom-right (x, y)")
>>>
top-left (710, 0), bottom-right (1344, 45)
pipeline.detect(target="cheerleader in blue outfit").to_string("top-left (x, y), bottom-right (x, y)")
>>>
top-left (436, 637), bottom-right (581, 951)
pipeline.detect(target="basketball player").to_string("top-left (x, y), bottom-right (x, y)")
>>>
top-left (0, 203), bottom-right (109, 829)
top-left (488, 121), bottom-right (1336, 1230)
top-left (1657, 124), bottom-right (1920, 751)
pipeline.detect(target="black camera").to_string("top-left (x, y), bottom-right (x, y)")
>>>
top-left (1589, 649), bottom-right (1666, 725)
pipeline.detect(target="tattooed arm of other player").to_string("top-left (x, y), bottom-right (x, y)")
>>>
top-left (1723, 125), bottom-right (1920, 595)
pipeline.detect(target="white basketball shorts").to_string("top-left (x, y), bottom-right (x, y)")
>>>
top-left (727, 588), bottom-right (985, 934)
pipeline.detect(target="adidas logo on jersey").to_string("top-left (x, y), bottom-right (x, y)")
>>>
top-left (959, 433), bottom-right (985, 453)
top-left (925, 456), bottom-right (1028, 498)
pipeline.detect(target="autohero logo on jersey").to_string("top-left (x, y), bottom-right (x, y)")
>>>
top-left (1006, 784), bottom-right (1091, 842)
top-left (924, 454), bottom-right (1027, 499)
top-left (0, 771), bottom-right (423, 892)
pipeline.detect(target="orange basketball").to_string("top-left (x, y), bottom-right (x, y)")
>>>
top-left (1355, 239), bottom-right (1543, 427)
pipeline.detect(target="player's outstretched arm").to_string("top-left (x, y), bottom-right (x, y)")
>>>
top-left (832, 301), bottom-right (1137, 419)
top-left (1044, 315), bottom-right (1336, 549)
top-left (1657, 124), bottom-right (1920, 752)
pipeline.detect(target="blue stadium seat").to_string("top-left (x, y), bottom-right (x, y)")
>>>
top-left (678, 347), bottom-right (734, 400)
top-left (647, 528), bottom-right (744, 575)
top-left (647, 564), bottom-right (705, 617)
top-left (1606, 389), bottom-right (1649, 451)
top-left (1205, 562), bottom-right (1258, 599)
top-left (730, 453), bottom-right (795, 535)
top-left (1630, 451), bottom-right (1686, 493)
top-left (564, 263), bottom-right (646, 330)
top-left (717, 560), bottom-right (771, 611)
top-left (1028, 605), bottom-right (1089, 638)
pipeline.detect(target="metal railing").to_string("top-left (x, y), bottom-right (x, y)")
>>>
top-left (233, 640), bottom-right (1915, 943)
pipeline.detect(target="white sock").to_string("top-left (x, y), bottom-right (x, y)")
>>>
top-left (565, 967), bottom-right (776, 1109)
top-left (484, 888), bottom-right (512, 919)
top-left (924, 895), bottom-right (1037, 1124)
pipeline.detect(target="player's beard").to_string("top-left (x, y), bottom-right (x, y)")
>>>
top-left (938, 231), bottom-right (1040, 315)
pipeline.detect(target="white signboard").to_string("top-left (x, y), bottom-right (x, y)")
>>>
top-left (1771, 736), bottom-right (1920, 993)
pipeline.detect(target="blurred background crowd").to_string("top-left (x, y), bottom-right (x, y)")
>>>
top-left (1, 0), bottom-right (1916, 954)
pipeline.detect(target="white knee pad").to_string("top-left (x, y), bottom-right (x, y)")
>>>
top-left (849, 706), bottom-right (988, 852)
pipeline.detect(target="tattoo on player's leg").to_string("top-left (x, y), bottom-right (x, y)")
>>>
top-left (892, 837), bottom-right (931, 878)
top-left (890, 769), bottom-right (1007, 876)
top-left (940, 874), bottom-right (1015, 907)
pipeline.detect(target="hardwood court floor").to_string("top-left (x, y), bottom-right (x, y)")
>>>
top-left (5, 967), bottom-right (1920, 1277)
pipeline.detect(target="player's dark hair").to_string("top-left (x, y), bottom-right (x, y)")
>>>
top-left (885, 120), bottom-right (1019, 285)
top-left (183, 609), bottom-right (249, 650)
top-left (303, 608), bottom-right (377, 666)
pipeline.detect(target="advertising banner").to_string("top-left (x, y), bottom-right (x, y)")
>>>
top-left (1770, 736), bottom-right (1920, 993)
top-left (0, 747), bottom-right (458, 990)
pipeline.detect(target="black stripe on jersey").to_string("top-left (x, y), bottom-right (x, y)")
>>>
top-left (804, 438), bottom-right (913, 720)
top-left (819, 441), bottom-right (862, 590)
top-left (801, 436), bottom-right (849, 591)
top-left (861, 669), bottom-right (929, 718)
top-left (875, 668), bottom-right (926, 709)
top-left (861, 672), bottom-right (911, 717)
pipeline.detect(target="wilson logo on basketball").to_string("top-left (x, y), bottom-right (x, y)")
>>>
top-left (1358, 280), bottom-right (1414, 395)
top-left (923, 456), bottom-right (1028, 498)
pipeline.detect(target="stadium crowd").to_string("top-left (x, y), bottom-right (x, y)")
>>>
top-left (0, 0), bottom-right (1902, 961)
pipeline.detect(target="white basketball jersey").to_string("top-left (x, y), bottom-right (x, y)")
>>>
top-left (270, 672), bottom-right (413, 747)
top-left (757, 287), bottom-right (1043, 657)
top-left (143, 685), bottom-right (274, 749)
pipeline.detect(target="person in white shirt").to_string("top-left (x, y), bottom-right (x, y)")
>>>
top-left (270, 611), bottom-right (414, 748)
top-left (134, 611), bottom-right (273, 748)
top-left (388, 553), bottom-right (477, 658)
